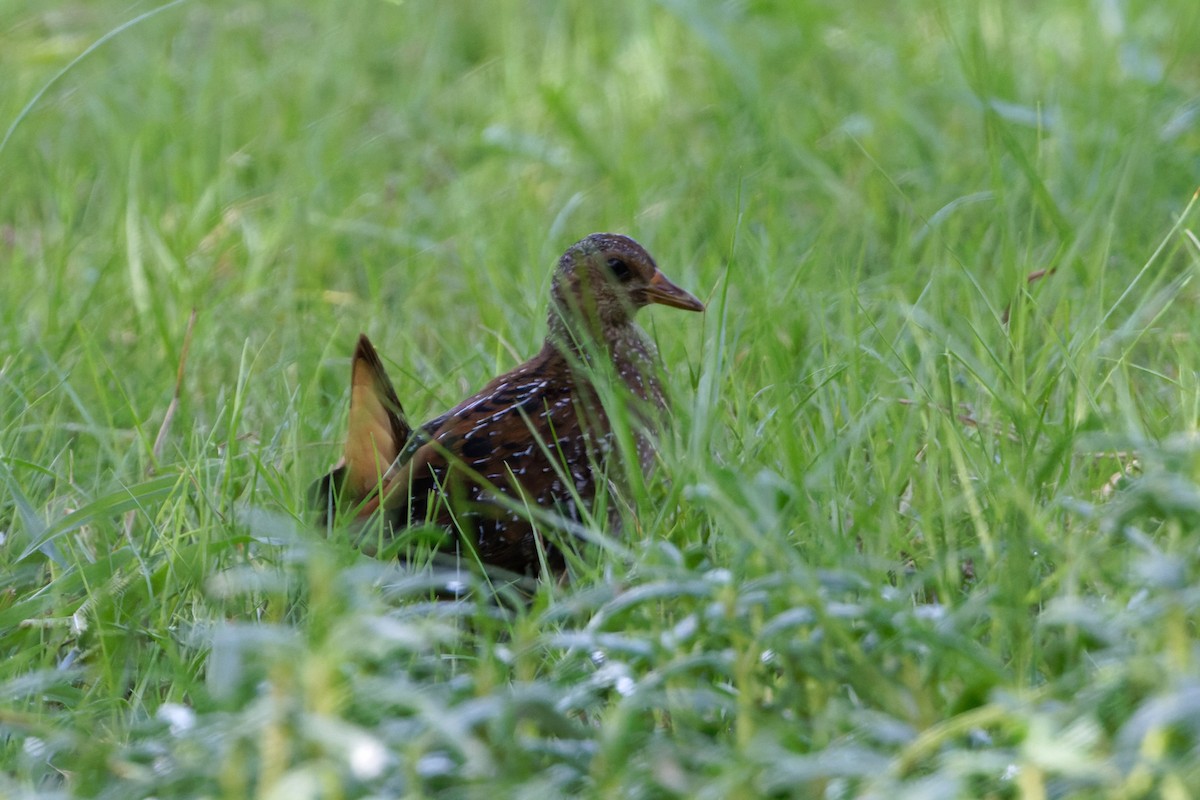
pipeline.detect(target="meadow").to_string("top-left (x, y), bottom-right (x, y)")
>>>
top-left (3, 1), bottom-right (1200, 797)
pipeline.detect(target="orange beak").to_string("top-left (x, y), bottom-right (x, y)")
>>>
top-left (644, 271), bottom-right (705, 312)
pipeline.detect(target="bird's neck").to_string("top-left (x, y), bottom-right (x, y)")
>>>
top-left (543, 309), bottom-right (663, 407)
top-left (545, 306), bottom-right (642, 360)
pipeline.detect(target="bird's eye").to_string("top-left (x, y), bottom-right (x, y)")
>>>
top-left (607, 258), bottom-right (634, 282)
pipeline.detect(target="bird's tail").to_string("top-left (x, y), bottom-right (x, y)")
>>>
top-left (311, 334), bottom-right (411, 526)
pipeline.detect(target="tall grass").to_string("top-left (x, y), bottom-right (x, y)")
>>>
top-left (2, 0), bottom-right (1200, 796)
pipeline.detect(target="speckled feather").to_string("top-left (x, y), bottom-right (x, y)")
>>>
top-left (317, 233), bottom-right (704, 575)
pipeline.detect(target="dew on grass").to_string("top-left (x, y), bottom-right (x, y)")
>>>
top-left (156, 703), bottom-right (196, 736)
top-left (349, 737), bottom-right (388, 780)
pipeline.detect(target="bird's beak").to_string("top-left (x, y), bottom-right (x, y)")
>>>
top-left (644, 271), bottom-right (705, 312)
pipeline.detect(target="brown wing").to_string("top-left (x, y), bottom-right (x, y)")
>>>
top-left (376, 353), bottom-right (607, 573)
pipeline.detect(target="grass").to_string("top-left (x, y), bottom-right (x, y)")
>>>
top-left (2, 0), bottom-right (1200, 796)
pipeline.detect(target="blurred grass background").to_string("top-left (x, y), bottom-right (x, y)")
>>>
top-left (3, 0), bottom-right (1200, 797)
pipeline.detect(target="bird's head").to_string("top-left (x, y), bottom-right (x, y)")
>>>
top-left (548, 233), bottom-right (704, 342)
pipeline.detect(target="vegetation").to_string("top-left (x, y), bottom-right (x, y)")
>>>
top-left (3, 1), bottom-right (1200, 796)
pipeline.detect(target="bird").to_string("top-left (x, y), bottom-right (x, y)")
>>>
top-left (314, 232), bottom-right (704, 576)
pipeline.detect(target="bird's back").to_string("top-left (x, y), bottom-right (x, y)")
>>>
top-left (382, 344), bottom-right (609, 573)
